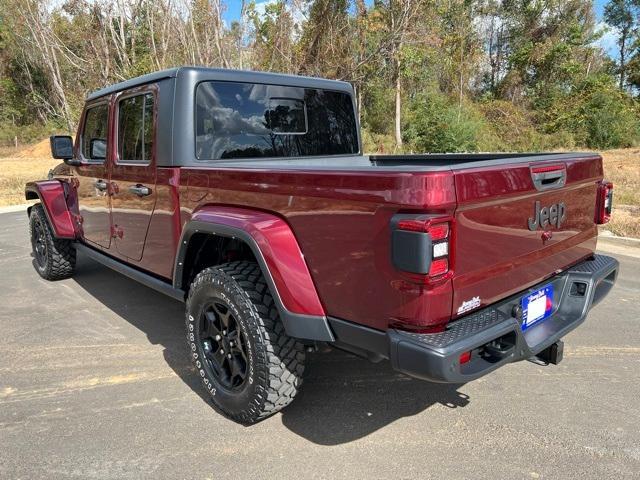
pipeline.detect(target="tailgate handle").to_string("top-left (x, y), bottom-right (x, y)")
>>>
top-left (531, 165), bottom-right (566, 191)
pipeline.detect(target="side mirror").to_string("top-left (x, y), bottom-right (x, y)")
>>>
top-left (50, 135), bottom-right (73, 160)
top-left (90, 138), bottom-right (107, 160)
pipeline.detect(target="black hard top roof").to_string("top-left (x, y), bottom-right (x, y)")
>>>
top-left (86, 66), bottom-right (354, 101)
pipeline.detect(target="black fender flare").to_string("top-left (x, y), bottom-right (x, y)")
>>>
top-left (174, 219), bottom-right (335, 342)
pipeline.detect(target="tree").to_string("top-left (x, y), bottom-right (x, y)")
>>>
top-left (296, 0), bottom-right (357, 80)
top-left (366, 0), bottom-right (420, 149)
top-left (478, 0), bottom-right (508, 94)
top-left (604, 0), bottom-right (639, 90)
top-left (248, 0), bottom-right (297, 73)
top-left (388, 0), bottom-right (418, 148)
top-left (497, 0), bottom-right (602, 104)
top-left (0, 0), bottom-right (638, 151)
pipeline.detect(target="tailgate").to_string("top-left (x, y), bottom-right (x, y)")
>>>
top-left (451, 154), bottom-right (602, 318)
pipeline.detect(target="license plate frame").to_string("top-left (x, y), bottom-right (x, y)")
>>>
top-left (521, 284), bottom-right (554, 331)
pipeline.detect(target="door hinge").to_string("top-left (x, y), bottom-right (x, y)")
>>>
top-left (111, 225), bottom-right (124, 239)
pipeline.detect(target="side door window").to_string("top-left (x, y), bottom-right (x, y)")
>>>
top-left (81, 104), bottom-right (109, 162)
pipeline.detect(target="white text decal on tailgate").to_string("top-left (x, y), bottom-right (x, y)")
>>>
top-left (457, 296), bottom-right (481, 315)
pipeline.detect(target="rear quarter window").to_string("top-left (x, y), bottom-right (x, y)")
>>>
top-left (118, 93), bottom-right (154, 163)
top-left (195, 81), bottom-right (358, 160)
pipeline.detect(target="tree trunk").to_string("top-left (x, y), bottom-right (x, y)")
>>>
top-left (458, 30), bottom-right (464, 122)
top-left (23, 2), bottom-right (74, 131)
top-left (394, 64), bottom-right (402, 148)
top-left (355, 0), bottom-right (366, 124)
top-left (211, 0), bottom-right (229, 68)
top-left (619, 30), bottom-right (627, 90)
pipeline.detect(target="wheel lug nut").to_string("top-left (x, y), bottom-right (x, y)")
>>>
top-left (215, 335), bottom-right (221, 341)
top-left (229, 341), bottom-right (234, 347)
top-left (222, 330), bottom-right (227, 335)
top-left (220, 349), bottom-right (224, 354)
top-left (227, 354), bottom-right (232, 359)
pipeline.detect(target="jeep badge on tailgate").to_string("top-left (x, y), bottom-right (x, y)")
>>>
top-left (528, 201), bottom-right (566, 231)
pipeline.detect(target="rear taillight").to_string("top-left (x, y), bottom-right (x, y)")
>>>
top-left (428, 257), bottom-right (449, 277)
top-left (427, 221), bottom-right (450, 277)
top-left (595, 180), bottom-right (613, 224)
top-left (427, 222), bottom-right (449, 241)
top-left (392, 215), bottom-right (453, 281)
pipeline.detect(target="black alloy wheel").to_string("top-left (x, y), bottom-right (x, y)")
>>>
top-left (199, 300), bottom-right (249, 390)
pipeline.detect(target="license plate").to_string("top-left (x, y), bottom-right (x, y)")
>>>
top-left (521, 284), bottom-right (554, 330)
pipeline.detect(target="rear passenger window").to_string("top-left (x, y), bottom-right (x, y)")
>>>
top-left (81, 104), bottom-right (108, 161)
top-left (195, 81), bottom-right (358, 160)
top-left (118, 93), bottom-right (154, 163)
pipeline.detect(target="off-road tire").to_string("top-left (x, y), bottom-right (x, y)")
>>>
top-left (29, 203), bottom-right (76, 280)
top-left (185, 261), bottom-right (305, 424)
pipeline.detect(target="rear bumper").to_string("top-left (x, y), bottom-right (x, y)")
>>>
top-left (388, 254), bottom-right (618, 383)
top-left (329, 254), bottom-right (618, 383)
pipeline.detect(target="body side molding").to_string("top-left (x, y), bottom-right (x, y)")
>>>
top-left (76, 243), bottom-right (185, 301)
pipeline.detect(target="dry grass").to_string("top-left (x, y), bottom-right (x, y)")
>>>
top-left (0, 146), bottom-right (21, 158)
top-left (601, 149), bottom-right (640, 238)
top-left (0, 139), bottom-right (59, 206)
top-left (1, 140), bottom-right (638, 237)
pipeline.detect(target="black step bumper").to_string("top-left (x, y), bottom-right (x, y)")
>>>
top-left (330, 254), bottom-right (619, 383)
top-left (389, 254), bottom-right (618, 382)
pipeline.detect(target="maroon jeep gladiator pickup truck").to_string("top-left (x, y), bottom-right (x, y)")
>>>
top-left (26, 67), bottom-right (618, 424)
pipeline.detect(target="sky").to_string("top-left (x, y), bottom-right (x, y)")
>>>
top-left (222, 0), bottom-right (619, 58)
top-left (221, 0), bottom-right (373, 24)
top-left (594, 0), bottom-right (619, 58)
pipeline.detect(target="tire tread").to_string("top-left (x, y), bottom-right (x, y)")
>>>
top-left (30, 204), bottom-right (75, 280)
top-left (186, 261), bottom-right (305, 423)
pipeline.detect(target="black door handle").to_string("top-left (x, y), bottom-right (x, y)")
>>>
top-left (129, 184), bottom-right (151, 197)
top-left (94, 180), bottom-right (108, 191)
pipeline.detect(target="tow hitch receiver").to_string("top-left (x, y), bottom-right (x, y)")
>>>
top-left (536, 340), bottom-right (564, 365)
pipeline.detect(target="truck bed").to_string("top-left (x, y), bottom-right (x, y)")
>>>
top-left (173, 151), bottom-right (603, 331)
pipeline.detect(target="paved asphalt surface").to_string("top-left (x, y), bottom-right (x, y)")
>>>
top-left (1, 210), bottom-right (639, 480)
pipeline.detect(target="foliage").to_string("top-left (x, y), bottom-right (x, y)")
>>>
top-left (477, 100), bottom-right (568, 152)
top-left (1, 0), bottom-right (640, 152)
top-left (361, 79), bottom-right (395, 135)
top-left (0, 120), bottom-right (62, 147)
top-left (361, 129), bottom-right (398, 154)
top-left (403, 88), bottom-right (493, 152)
top-left (541, 75), bottom-right (640, 149)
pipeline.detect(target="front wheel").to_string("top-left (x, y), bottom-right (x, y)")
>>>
top-left (185, 261), bottom-right (305, 424)
top-left (29, 204), bottom-right (76, 280)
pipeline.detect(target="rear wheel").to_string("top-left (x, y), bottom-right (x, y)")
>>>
top-left (185, 261), bottom-right (305, 424)
top-left (29, 203), bottom-right (76, 280)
